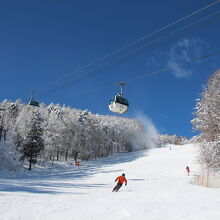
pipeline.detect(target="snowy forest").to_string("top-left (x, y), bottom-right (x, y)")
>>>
top-left (192, 69), bottom-right (220, 171)
top-left (0, 101), bottom-right (157, 170)
top-left (1, 70), bottom-right (219, 173)
top-left (159, 134), bottom-right (188, 146)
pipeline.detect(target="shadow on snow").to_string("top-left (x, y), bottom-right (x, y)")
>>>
top-left (0, 150), bottom-right (148, 194)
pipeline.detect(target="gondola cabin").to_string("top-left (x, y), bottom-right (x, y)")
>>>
top-left (109, 94), bottom-right (129, 114)
top-left (29, 98), bottom-right (39, 107)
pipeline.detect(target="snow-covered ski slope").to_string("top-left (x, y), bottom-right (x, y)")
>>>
top-left (1, 144), bottom-right (220, 220)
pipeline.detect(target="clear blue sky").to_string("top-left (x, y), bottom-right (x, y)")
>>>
top-left (0, 0), bottom-right (220, 137)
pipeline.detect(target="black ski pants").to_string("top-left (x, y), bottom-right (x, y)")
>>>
top-left (112, 183), bottom-right (122, 192)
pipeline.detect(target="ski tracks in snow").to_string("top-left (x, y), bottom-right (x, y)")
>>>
top-left (1, 144), bottom-right (220, 220)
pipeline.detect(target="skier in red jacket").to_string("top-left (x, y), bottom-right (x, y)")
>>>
top-left (112, 173), bottom-right (127, 192)
top-left (186, 166), bottom-right (190, 176)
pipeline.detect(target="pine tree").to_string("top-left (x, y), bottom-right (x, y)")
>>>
top-left (19, 111), bottom-right (44, 170)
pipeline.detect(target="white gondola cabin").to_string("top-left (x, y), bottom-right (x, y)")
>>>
top-left (109, 83), bottom-right (129, 114)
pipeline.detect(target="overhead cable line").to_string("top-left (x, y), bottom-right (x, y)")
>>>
top-left (35, 10), bottom-right (220, 99)
top-left (54, 50), bottom-right (220, 100)
top-left (35, 0), bottom-right (220, 92)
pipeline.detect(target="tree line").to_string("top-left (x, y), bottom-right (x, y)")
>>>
top-left (0, 101), bottom-right (153, 170)
top-left (159, 134), bottom-right (189, 146)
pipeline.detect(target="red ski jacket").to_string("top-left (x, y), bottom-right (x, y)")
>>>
top-left (115, 176), bottom-right (127, 184)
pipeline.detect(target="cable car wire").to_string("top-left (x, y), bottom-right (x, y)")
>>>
top-left (35, 0), bottom-right (220, 92)
top-left (35, 10), bottom-right (220, 99)
top-left (53, 49), bottom-right (220, 100)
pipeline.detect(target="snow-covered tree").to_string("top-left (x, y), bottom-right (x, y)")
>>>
top-left (192, 69), bottom-right (220, 170)
top-left (0, 99), bottom-right (22, 141)
top-left (15, 108), bottom-right (44, 170)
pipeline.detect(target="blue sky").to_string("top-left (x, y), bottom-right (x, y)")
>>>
top-left (0, 0), bottom-right (220, 137)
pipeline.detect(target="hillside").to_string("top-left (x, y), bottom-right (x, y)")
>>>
top-left (0, 101), bottom-right (156, 170)
top-left (0, 144), bottom-right (220, 220)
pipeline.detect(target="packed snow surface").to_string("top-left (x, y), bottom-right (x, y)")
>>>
top-left (1, 144), bottom-right (220, 220)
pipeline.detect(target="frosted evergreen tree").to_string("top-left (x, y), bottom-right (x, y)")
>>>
top-left (18, 110), bottom-right (44, 170)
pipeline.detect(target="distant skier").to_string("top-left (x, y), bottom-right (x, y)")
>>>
top-left (186, 166), bottom-right (190, 176)
top-left (112, 173), bottom-right (127, 192)
top-left (75, 161), bottom-right (80, 166)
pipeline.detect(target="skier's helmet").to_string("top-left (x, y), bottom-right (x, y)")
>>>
top-left (122, 173), bottom-right (125, 176)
